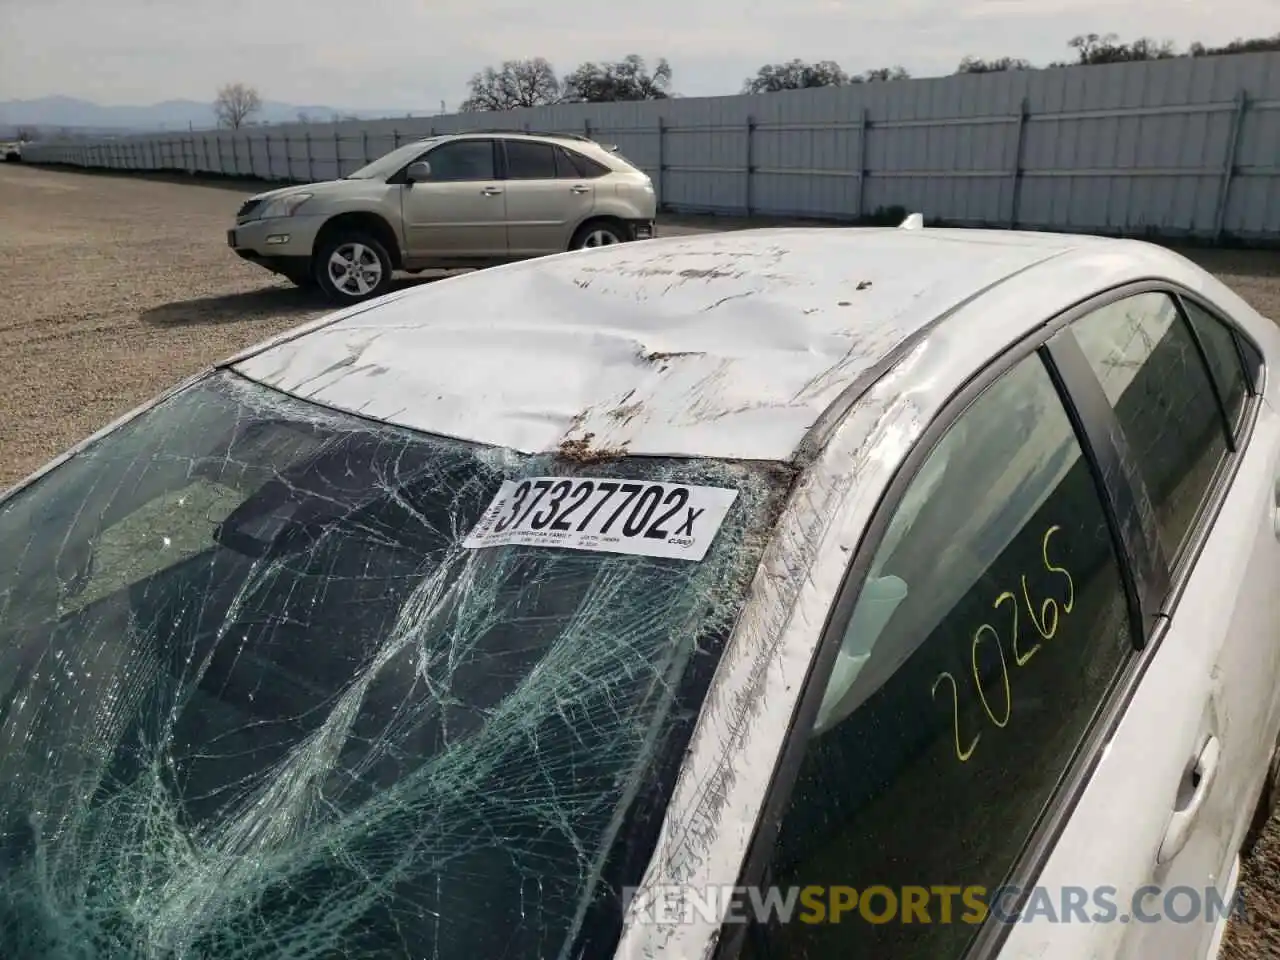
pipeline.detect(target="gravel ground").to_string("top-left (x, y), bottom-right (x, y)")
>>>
top-left (1, 162), bottom-right (1279, 954)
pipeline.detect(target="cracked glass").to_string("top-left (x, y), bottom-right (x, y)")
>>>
top-left (0, 370), bottom-right (792, 960)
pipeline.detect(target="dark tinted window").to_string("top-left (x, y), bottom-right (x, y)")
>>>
top-left (423, 139), bottom-right (495, 181)
top-left (747, 354), bottom-right (1134, 960)
top-left (1070, 291), bottom-right (1229, 563)
top-left (556, 146), bottom-right (609, 178)
top-left (505, 139), bottom-right (558, 179)
top-left (1181, 298), bottom-right (1248, 436)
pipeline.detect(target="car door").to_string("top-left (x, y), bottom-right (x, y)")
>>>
top-left (500, 139), bottom-right (596, 256)
top-left (398, 138), bottom-right (507, 260)
top-left (991, 288), bottom-right (1280, 960)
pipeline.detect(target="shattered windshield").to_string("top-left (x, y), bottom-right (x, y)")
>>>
top-left (0, 371), bottom-right (792, 960)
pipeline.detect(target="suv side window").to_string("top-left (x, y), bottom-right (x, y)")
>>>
top-left (1180, 298), bottom-right (1249, 438)
top-left (745, 353), bottom-right (1135, 960)
top-left (504, 139), bottom-right (558, 180)
top-left (422, 139), bottom-right (495, 182)
top-left (1068, 291), bottom-right (1230, 564)
top-left (556, 146), bottom-right (610, 179)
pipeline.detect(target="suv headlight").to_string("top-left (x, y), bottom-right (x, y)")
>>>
top-left (257, 193), bottom-right (313, 219)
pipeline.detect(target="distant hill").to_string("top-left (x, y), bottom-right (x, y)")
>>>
top-left (0, 96), bottom-right (417, 134)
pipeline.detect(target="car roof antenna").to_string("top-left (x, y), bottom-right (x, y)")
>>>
top-left (899, 212), bottom-right (925, 230)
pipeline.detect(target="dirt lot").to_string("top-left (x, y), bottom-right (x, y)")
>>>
top-left (1, 162), bottom-right (1279, 954)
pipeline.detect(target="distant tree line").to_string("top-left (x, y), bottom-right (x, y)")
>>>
top-left (206, 31), bottom-right (1280, 131)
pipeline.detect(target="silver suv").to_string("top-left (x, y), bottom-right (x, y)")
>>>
top-left (227, 131), bottom-right (658, 303)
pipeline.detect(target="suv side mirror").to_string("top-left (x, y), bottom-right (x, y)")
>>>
top-left (405, 161), bottom-right (432, 183)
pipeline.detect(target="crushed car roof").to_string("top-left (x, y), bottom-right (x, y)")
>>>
top-left (231, 226), bottom-right (1130, 461)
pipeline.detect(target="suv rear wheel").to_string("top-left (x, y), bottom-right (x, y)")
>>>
top-left (315, 233), bottom-right (394, 304)
top-left (570, 220), bottom-right (626, 250)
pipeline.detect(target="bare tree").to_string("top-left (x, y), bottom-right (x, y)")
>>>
top-left (460, 58), bottom-right (562, 111)
top-left (563, 55), bottom-right (673, 102)
top-left (859, 66), bottom-right (911, 82)
top-left (296, 111), bottom-right (312, 124)
top-left (742, 59), bottom-right (850, 94)
top-left (955, 55), bottom-right (1032, 74)
top-left (214, 82), bottom-right (263, 129)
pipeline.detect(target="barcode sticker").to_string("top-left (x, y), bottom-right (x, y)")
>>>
top-left (462, 477), bottom-right (738, 561)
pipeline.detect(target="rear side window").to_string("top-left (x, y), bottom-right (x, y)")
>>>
top-left (1180, 298), bottom-right (1249, 437)
top-left (1069, 292), bottom-right (1229, 564)
top-left (556, 146), bottom-right (610, 179)
top-left (745, 353), bottom-right (1135, 960)
top-left (504, 139), bottom-right (558, 179)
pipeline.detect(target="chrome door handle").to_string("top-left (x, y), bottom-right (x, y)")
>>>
top-left (570, 185), bottom-right (590, 194)
top-left (481, 186), bottom-right (503, 196)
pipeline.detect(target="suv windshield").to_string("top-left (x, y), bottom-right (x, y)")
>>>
top-left (344, 138), bottom-right (442, 180)
top-left (0, 371), bottom-right (791, 959)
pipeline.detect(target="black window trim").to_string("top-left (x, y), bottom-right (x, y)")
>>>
top-left (716, 277), bottom-right (1263, 960)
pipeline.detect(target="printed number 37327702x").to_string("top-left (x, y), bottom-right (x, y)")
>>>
top-left (462, 476), bottom-right (740, 562)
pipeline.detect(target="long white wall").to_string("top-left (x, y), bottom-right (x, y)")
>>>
top-left (23, 52), bottom-right (1280, 239)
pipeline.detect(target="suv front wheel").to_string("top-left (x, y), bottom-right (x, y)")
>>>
top-left (315, 233), bottom-right (394, 305)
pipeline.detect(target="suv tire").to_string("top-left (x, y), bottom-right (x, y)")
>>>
top-left (315, 233), bottom-right (394, 304)
top-left (570, 221), bottom-right (627, 250)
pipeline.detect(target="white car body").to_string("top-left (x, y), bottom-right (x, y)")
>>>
top-left (4, 224), bottom-right (1278, 960)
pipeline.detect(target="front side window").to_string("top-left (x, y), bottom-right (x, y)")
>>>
top-left (747, 354), bottom-right (1134, 960)
top-left (1069, 291), bottom-right (1230, 564)
top-left (423, 139), bottom-right (495, 182)
top-left (0, 371), bottom-right (791, 959)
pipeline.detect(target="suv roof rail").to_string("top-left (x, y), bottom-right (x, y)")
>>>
top-left (452, 128), bottom-right (597, 142)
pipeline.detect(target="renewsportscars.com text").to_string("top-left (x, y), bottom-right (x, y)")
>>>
top-left (623, 884), bottom-right (1244, 926)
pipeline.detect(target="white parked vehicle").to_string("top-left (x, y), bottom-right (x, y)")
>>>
top-left (1, 221), bottom-right (1276, 960)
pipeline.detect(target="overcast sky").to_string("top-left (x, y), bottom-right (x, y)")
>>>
top-left (2, 0), bottom-right (1276, 110)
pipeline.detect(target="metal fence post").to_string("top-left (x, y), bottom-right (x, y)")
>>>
top-left (231, 134), bottom-right (239, 175)
top-left (265, 133), bottom-right (273, 178)
top-left (854, 109), bottom-right (869, 218)
top-left (306, 131), bottom-right (314, 181)
top-left (362, 130), bottom-right (369, 163)
top-left (1009, 97), bottom-right (1030, 228)
top-left (584, 119), bottom-right (592, 138)
top-left (393, 129), bottom-right (401, 148)
top-left (744, 115), bottom-right (756, 216)
top-left (334, 128), bottom-right (341, 177)
top-left (1214, 88), bottom-right (1249, 242)
top-left (656, 118), bottom-right (666, 209)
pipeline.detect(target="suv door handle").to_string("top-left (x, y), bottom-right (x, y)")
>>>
top-left (570, 185), bottom-right (590, 194)
top-left (481, 186), bottom-right (503, 196)
top-left (1157, 735), bottom-right (1222, 864)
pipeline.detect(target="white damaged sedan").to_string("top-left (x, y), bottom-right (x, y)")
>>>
top-left (2, 220), bottom-right (1278, 960)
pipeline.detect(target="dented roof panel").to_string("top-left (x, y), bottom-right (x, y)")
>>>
top-left (231, 227), bottom-right (1111, 461)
